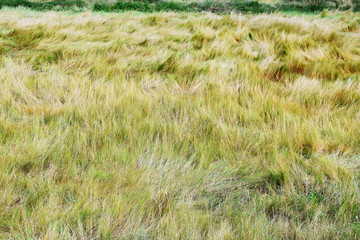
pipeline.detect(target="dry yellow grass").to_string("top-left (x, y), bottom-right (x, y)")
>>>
top-left (0, 8), bottom-right (360, 239)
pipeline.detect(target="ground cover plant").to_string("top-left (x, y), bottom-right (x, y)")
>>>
top-left (1, 0), bottom-right (359, 13)
top-left (0, 6), bottom-right (360, 239)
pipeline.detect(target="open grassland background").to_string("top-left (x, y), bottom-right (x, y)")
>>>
top-left (0, 8), bottom-right (360, 239)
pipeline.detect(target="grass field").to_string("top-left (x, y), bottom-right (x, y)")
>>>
top-left (0, 6), bottom-right (360, 239)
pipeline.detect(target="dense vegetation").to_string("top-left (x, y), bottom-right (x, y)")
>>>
top-left (0, 0), bottom-right (359, 13)
top-left (0, 5), bottom-right (359, 240)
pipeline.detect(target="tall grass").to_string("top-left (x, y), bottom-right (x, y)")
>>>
top-left (0, 8), bottom-right (360, 239)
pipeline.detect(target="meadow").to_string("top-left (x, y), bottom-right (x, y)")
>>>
top-left (0, 5), bottom-right (360, 239)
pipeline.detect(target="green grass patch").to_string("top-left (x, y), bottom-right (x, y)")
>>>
top-left (0, 0), bottom-right (359, 13)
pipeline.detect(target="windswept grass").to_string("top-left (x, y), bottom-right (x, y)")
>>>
top-left (0, 8), bottom-right (360, 239)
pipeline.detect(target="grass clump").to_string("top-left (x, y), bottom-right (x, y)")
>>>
top-left (0, 7), bottom-right (360, 239)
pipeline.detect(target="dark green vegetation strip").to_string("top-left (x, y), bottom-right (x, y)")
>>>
top-left (0, 0), bottom-right (359, 13)
top-left (0, 0), bottom-right (86, 10)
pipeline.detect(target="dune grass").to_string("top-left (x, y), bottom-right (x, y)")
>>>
top-left (0, 7), bottom-right (360, 239)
